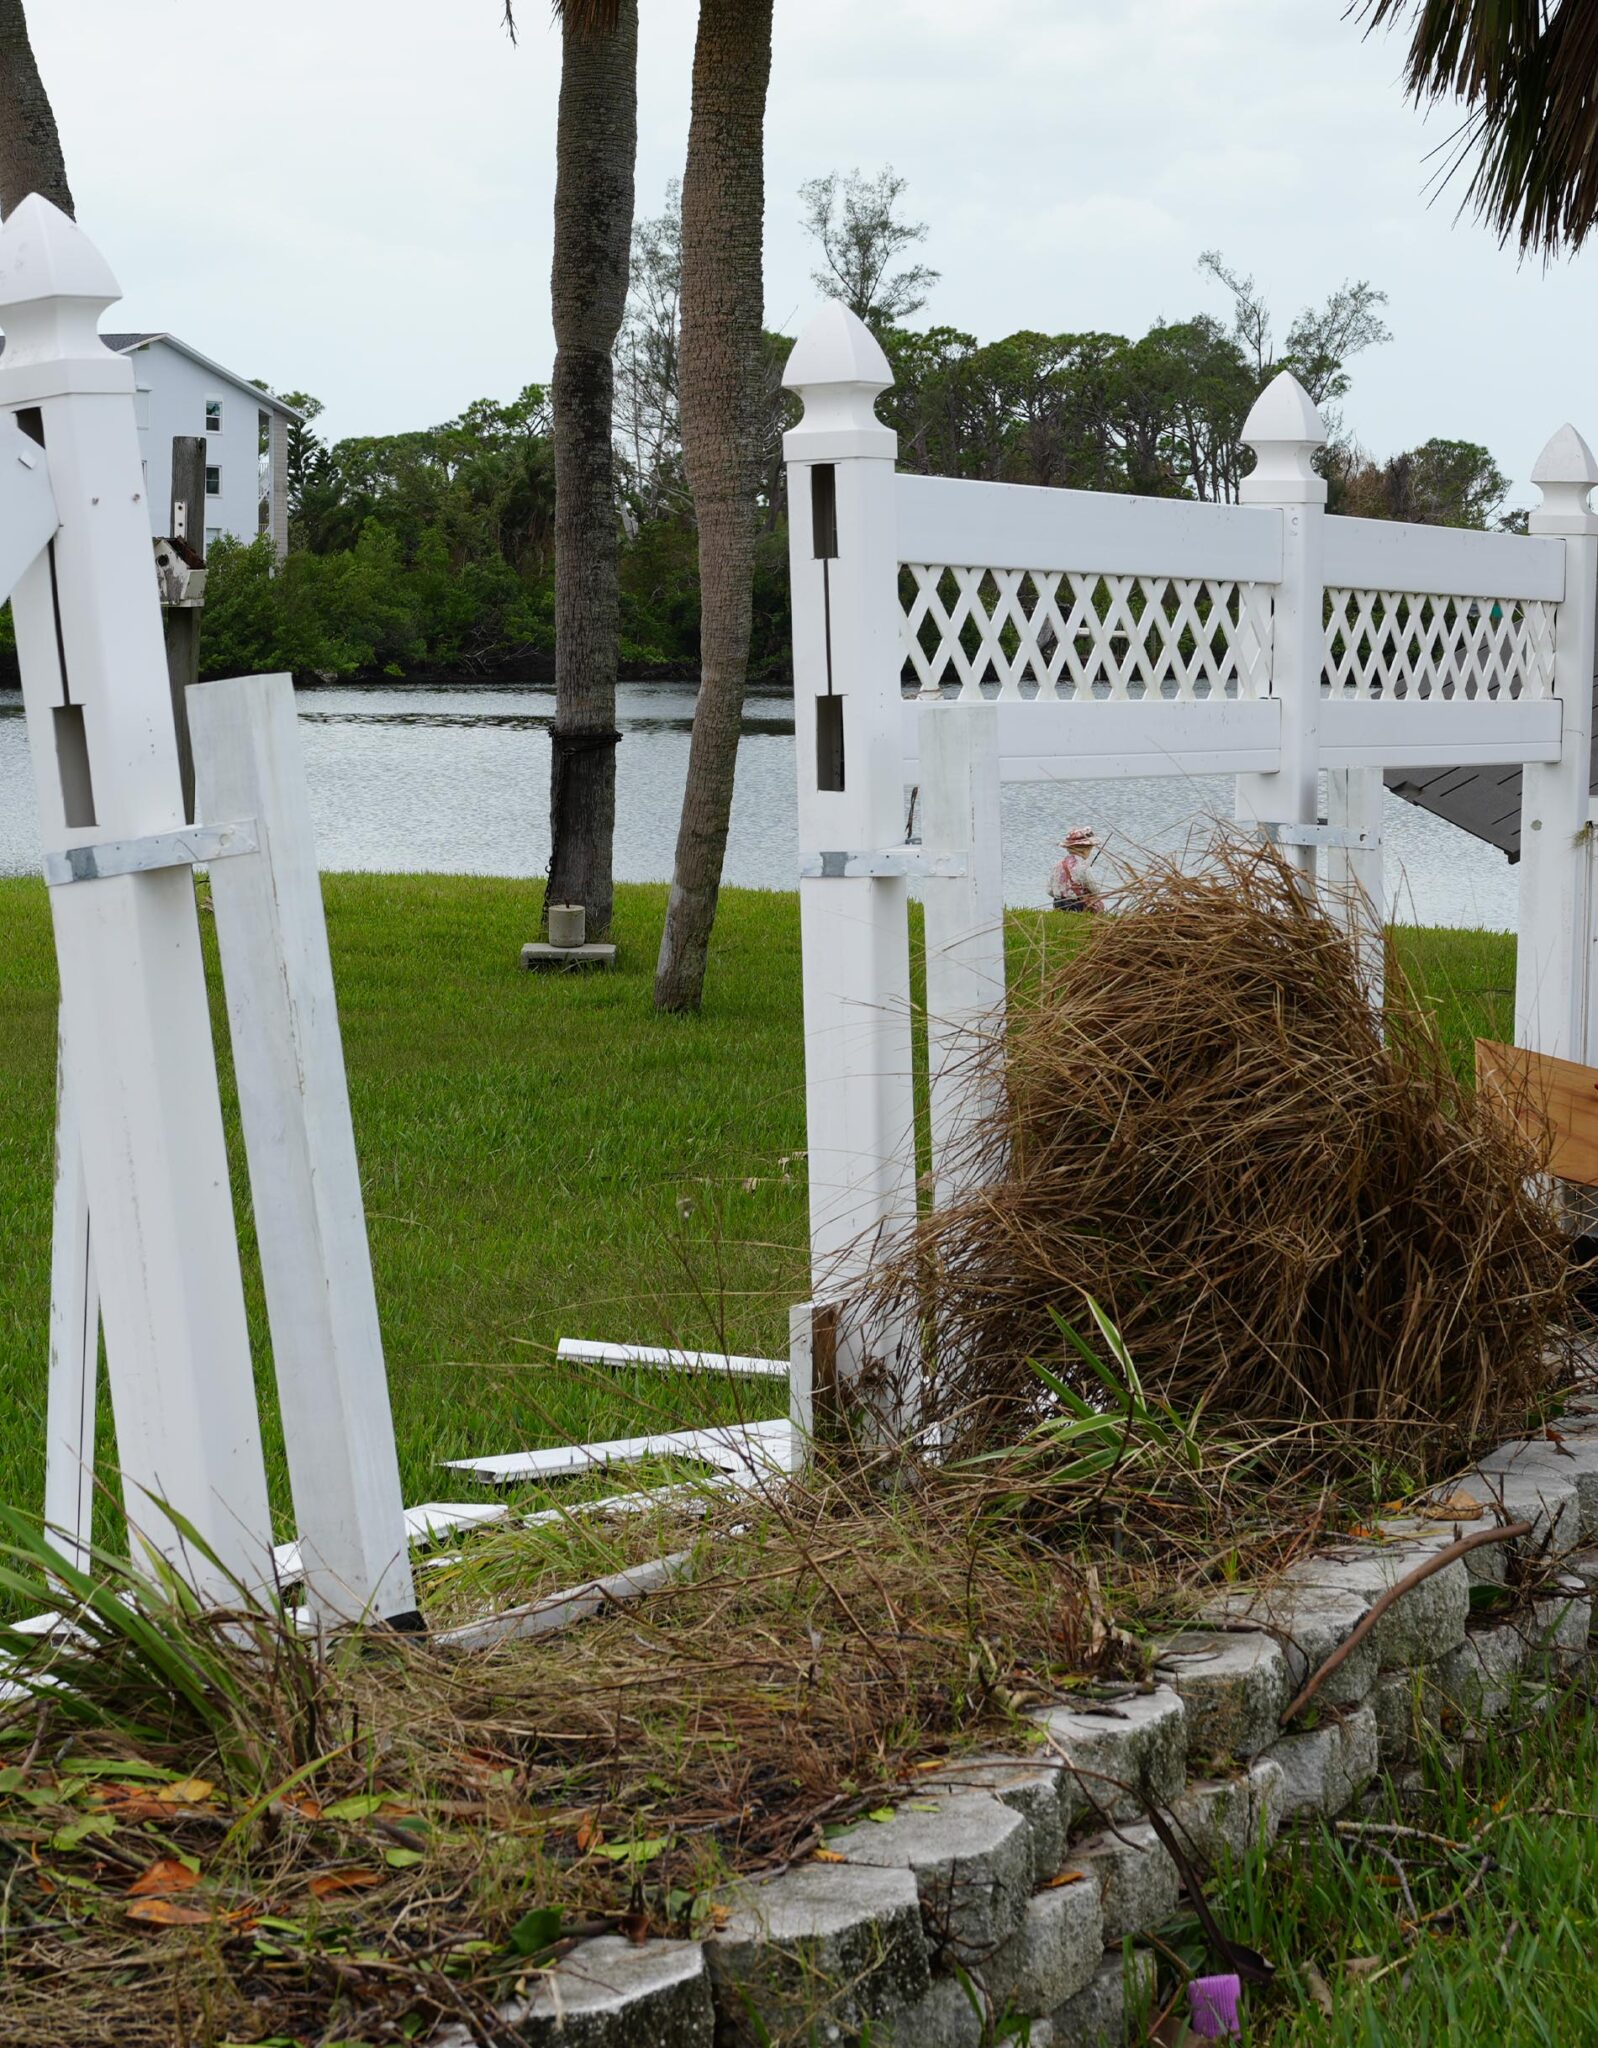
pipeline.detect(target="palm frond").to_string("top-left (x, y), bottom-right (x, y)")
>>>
top-left (1359, 0), bottom-right (1598, 256)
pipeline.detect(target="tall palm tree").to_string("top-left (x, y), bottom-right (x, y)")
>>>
top-left (543, 0), bottom-right (638, 938)
top-left (653, 0), bottom-right (775, 1011)
top-left (0, 0), bottom-right (72, 218)
top-left (1361, 0), bottom-right (1598, 255)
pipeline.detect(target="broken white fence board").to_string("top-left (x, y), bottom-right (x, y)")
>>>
top-left (190, 672), bottom-right (414, 1627)
top-left (3, 197), bottom-right (274, 1598)
top-left (435, 1549), bottom-right (698, 1652)
top-left (43, 1022), bottom-right (97, 1570)
top-left (442, 1418), bottom-right (797, 1487)
top-left (557, 1337), bottom-right (787, 1380)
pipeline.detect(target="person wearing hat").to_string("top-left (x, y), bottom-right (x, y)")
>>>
top-left (1051, 828), bottom-right (1105, 913)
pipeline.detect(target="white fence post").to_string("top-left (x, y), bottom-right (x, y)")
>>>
top-left (1235, 372), bottom-right (1328, 881)
top-left (920, 702), bottom-right (1005, 1207)
top-left (43, 1020), bottom-right (98, 1569)
top-left (2, 197), bottom-right (274, 1596)
top-left (783, 305), bottom-right (918, 1436)
top-left (1517, 425), bottom-right (1598, 1061)
top-left (189, 673), bottom-right (416, 1625)
top-left (1324, 767), bottom-right (1385, 1004)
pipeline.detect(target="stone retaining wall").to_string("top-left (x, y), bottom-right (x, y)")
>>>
top-left (435, 1398), bottom-right (1598, 2047)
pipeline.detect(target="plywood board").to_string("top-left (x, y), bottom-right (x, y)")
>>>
top-left (1475, 1038), bottom-right (1598, 1186)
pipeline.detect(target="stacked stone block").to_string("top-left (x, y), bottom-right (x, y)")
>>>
top-left (428, 1411), bottom-right (1598, 2048)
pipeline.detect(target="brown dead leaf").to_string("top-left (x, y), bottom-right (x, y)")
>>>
top-left (1344, 1955), bottom-right (1385, 1979)
top-left (1418, 1493), bottom-right (1486, 1521)
top-left (127, 1897), bottom-right (220, 1928)
top-left (156, 1779), bottom-right (215, 1807)
top-left (280, 1794), bottom-right (322, 1821)
top-left (309, 1866), bottom-right (385, 1900)
top-left (128, 1858), bottom-right (200, 1899)
top-left (574, 1812), bottom-right (603, 1854)
top-left (90, 1788), bottom-right (173, 1822)
top-left (1042, 1869), bottom-right (1087, 1888)
top-left (1304, 1965), bottom-right (1335, 2017)
top-left (811, 1847), bottom-right (848, 1864)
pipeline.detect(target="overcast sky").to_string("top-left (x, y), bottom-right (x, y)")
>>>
top-left (31, 0), bottom-right (1598, 500)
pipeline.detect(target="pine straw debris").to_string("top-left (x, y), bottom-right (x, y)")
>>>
top-left (881, 841), bottom-right (1570, 1479)
top-left (0, 1472), bottom-right (1140, 2048)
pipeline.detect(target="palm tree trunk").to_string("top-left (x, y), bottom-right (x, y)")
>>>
top-left (653, 0), bottom-right (774, 1011)
top-left (0, 0), bottom-right (70, 218)
top-left (546, 0), bottom-right (637, 939)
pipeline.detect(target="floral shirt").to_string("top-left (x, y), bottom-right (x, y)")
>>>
top-left (1051, 852), bottom-right (1102, 907)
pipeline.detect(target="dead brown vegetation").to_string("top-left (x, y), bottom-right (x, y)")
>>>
top-left (884, 842), bottom-right (1569, 1478)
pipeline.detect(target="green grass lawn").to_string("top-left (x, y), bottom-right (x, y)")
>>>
top-left (1217, 1684), bottom-right (1598, 2043)
top-left (0, 875), bottom-right (1516, 1537)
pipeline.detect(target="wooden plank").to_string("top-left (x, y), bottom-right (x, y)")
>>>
top-left (1476, 1038), bottom-right (1598, 1185)
top-left (1324, 515), bottom-right (1565, 602)
top-left (191, 672), bottom-right (415, 1626)
top-left (896, 473), bottom-right (1283, 584)
top-left (556, 1337), bottom-right (787, 1380)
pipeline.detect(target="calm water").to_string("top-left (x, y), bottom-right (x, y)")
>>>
top-left (0, 680), bottom-right (1520, 928)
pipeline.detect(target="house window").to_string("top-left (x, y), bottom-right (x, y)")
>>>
top-left (205, 466), bottom-right (221, 497)
top-left (206, 526), bottom-right (222, 549)
top-left (205, 399), bottom-right (223, 434)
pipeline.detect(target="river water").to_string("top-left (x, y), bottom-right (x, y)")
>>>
top-left (0, 680), bottom-right (1520, 928)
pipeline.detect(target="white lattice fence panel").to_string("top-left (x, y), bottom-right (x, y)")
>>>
top-left (1323, 589), bottom-right (1557, 701)
top-left (901, 566), bottom-right (1275, 701)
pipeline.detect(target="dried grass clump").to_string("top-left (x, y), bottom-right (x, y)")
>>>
top-left (893, 842), bottom-right (1568, 1476)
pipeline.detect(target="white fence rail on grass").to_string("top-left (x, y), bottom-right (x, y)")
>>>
top-left (782, 301), bottom-right (1598, 1424)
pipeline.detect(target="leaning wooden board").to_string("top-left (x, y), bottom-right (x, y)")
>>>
top-left (1475, 1038), bottom-right (1598, 1187)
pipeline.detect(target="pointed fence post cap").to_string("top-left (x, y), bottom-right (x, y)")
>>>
top-left (1530, 423), bottom-right (1598, 533)
top-left (0, 196), bottom-right (131, 402)
top-left (1240, 370), bottom-right (1327, 506)
top-left (782, 301), bottom-right (896, 463)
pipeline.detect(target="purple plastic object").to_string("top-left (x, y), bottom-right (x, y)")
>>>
top-left (1189, 1973), bottom-right (1243, 2038)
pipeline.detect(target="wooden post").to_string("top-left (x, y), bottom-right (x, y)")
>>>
top-left (189, 672), bottom-right (415, 1625)
top-left (920, 700), bottom-right (1005, 1207)
top-left (783, 305), bottom-right (918, 1439)
top-left (1, 196), bottom-right (274, 1598)
top-left (1517, 425), bottom-right (1598, 1061)
top-left (164, 433), bottom-right (207, 822)
top-left (1234, 372), bottom-right (1328, 883)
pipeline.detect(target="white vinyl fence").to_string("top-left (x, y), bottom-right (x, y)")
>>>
top-left (783, 302), bottom-right (1598, 1421)
top-left (2, 198), bottom-right (413, 1626)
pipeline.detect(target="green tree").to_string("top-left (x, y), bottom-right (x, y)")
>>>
top-left (1359, 0), bottom-right (1598, 256)
top-left (798, 166), bottom-right (939, 329)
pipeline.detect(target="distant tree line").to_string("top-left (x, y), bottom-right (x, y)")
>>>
top-left (180, 175), bottom-right (1515, 689)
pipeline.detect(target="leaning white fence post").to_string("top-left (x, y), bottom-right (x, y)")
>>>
top-left (783, 304), bottom-right (918, 1438)
top-left (1, 197), bottom-right (274, 1597)
top-left (1324, 767), bottom-right (1385, 1004)
top-left (1235, 372), bottom-right (1328, 881)
top-left (190, 673), bottom-right (416, 1626)
top-left (1516, 426), bottom-right (1598, 1061)
top-left (920, 701), bottom-right (1005, 1208)
top-left (43, 1020), bottom-right (98, 1570)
